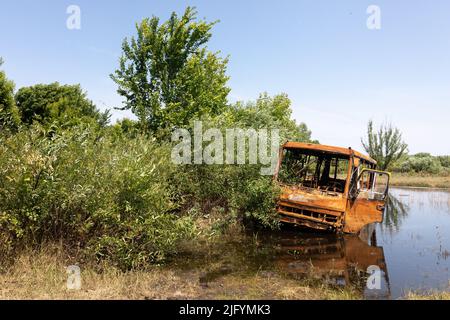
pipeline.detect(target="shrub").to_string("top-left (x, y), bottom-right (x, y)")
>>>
top-left (438, 156), bottom-right (450, 169)
top-left (15, 83), bottom-right (109, 128)
top-left (0, 58), bottom-right (20, 132)
top-left (398, 153), bottom-right (443, 174)
top-left (169, 93), bottom-right (312, 231)
top-left (172, 163), bottom-right (281, 231)
top-left (0, 124), bottom-right (195, 269)
top-left (0, 92), bottom-right (311, 267)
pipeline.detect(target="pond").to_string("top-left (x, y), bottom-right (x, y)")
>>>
top-left (373, 187), bottom-right (450, 298)
top-left (172, 187), bottom-right (450, 299)
top-left (265, 187), bottom-right (450, 299)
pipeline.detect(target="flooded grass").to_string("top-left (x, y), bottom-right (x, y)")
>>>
top-left (0, 247), bottom-right (359, 300)
top-left (406, 291), bottom-right (450, 300)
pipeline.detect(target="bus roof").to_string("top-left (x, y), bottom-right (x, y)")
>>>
top-left (282, 141), bottom-right (377, 165)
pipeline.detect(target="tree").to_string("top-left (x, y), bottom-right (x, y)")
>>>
top-left (227, 93), bottom-right (314, 142)
top-left (399, 153), bottom-right (442, 174)
top-left (111, 7), bottom-right (230, 133)
top-left (15, 82), bottom-right (109, 128)
top-left (0, 58), bottom-right (20, 131)
top-left (437, 155), bottom-right (450, 169)
top-left (361, 120), bottom-right (408, 171)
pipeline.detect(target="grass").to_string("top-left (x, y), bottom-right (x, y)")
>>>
top-left (0, 246), bottom-right (359, 300)
top-left (390, 173), bottom-right (450, 189)
top-left (406, 291), bottom-right (450, 300)
top-left (0, 209), bottom-right (361, 300)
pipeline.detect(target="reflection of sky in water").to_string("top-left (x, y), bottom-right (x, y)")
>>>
top-left (377, 188), bottom-right (450, 298)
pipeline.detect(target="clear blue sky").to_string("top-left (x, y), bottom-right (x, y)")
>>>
top-left (1, 0), bottom-right (449, 155)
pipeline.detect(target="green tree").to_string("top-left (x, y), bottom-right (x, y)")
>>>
top-left (399, 153), bottom-right (443, 174)
top-left (15, 82), bottom-right (109, 128)
top-left (110, 118), bottom-right (141, 139)
top-left (226, 93), bottom-right (313, 142)
top-left (437, 155), bottom-right (450, 169)
top-left (0, 58), bottom-right (20, 131)
top-left (111, 7), bottom-right (230, 133)
top-left (172, 93), bottom-right (315, 231)
top-left (361, 120), bottom-right (408, 171)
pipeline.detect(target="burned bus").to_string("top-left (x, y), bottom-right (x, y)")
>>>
top-left (274, 142), bottom-right (390, 234)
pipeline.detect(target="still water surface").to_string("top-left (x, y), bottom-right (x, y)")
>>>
top-left (374, 187), bottom-right (450, 298)
top-left (174, 187), bottom-right (450, 299)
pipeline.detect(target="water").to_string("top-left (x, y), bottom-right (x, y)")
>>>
top-left (172, 187), bottom-right (450, 299)
top-left (375, 187), bottom-right (450, 298)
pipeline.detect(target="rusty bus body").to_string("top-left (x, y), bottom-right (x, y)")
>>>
top-left (274, 142), bottom-right (390, 234)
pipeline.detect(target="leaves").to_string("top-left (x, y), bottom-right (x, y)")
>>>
top-left (15, 82), bottom-right (109, 128)
top-left (111, 7), bottom-right (230, 133)
top-left (170, 93), bottom-right (314, 230)
top-left (0, 124), bottom-right (194, 269)
top-left (361, 120), bottom-right (408, 171)
top-left (0, 58), bottom-right (20, 132)
top-left (397, 153), bottom-right (443, 174)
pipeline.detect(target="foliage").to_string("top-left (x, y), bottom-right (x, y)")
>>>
top-left (171, 93), bottom-right (313, 230)
top-left (174, 163), bottom-right (281, 231)
top-left (110, 118), bottom-right (142, 139)
top-left (437, 156), bottom-right (450, 169)
top-left (0, 9), bottom-right (318, 269)
top-left (0, 58), bottom-right (20, 132)
top-left (226, 93), bottom-right (313, 142)
top-left (0, 124), bottom-right (194, 269)
top-left (15, 82), bottom-right (109, 128)
top-left (361, 120), bottom-right (408, 171)
top-left (396, 153), bottom-right (444, 174)
top-left (111, 6), bottom-right (230, 133)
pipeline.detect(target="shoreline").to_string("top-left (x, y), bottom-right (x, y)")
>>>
top-left (390, 174), bottom-right (450, 190)
top-left (0, 250), bottom-right (359, 300)
top-left (390, 185), bottom-right (450, 191)
top-left (1, 250), bottom-right (448, 300)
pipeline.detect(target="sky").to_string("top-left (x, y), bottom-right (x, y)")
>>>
top-left (1, 0), bottom-right (449, 155)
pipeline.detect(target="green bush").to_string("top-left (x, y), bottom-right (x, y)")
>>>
top-left (0, 92), bottom-right (312, 267)
top-left (398, 153), bottom-right (443, 174)
top-left (15, 83), bottom-right (109, 128)
top-left (0, 58), bottom-right (20, 132)
top-left (169, 93), bottom-right (312, 231)
top-left (0, 124), bottom-right (195, 269)
top-left (173, 163), bottom-right (281, 231)
top-left (438, 156), bottom-right (450, 169)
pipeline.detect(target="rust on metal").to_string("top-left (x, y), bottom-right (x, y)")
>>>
top-left (274, 142), bottom-right (390, 234)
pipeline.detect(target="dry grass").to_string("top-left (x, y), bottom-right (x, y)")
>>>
top-left (390, 174), bottom-right (450, 189)
top-left (0, 249), bottom-right (359, 300)
top-left (406, 291), bottom-right (450, 300)
top-left (0, 213), bottom-right (361, 300)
